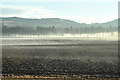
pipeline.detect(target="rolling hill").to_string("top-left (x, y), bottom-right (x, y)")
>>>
top-left (1, 17), bottom-right (118, 28)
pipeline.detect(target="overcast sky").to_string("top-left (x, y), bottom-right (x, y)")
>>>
top-left (0, 0), bottom-right (119, 24)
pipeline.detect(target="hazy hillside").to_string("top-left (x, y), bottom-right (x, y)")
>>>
top-left (2, 17), bottom-right (87, 28)
top-left (1, 17), bottom-right (118, 35)
top-left (1, 17), bottom-right (118, 28)
top-left (91, 20), bottom-right (118, 28)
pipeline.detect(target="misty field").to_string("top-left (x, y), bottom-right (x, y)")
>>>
top-left (2, 37), bottom-right (119, 78)
top-left (2, 38), bottom-right (118, 62)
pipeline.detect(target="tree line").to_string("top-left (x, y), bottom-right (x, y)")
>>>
top-left (2, 24), bottom-right (117, 35)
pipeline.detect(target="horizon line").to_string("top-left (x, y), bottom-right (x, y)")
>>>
top-left (1, 16), bottom-right (118, 24)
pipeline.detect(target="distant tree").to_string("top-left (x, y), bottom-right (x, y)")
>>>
top-left (52, 26), bottom-right (55, 29)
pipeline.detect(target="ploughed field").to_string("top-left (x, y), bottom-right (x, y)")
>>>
top-left (2, 37), bottom-right (118, 78)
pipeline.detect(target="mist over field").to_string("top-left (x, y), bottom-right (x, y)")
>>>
top-left (1, 0), bottom-right (119, 79)
top-left (2, 17), bottom-right (118, 78)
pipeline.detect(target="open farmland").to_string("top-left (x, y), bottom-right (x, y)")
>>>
top-left (2, 37), bottom-right (119, 79)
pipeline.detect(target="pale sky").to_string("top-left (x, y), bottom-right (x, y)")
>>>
top-left (0, 0), bottom-right (119, 24)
